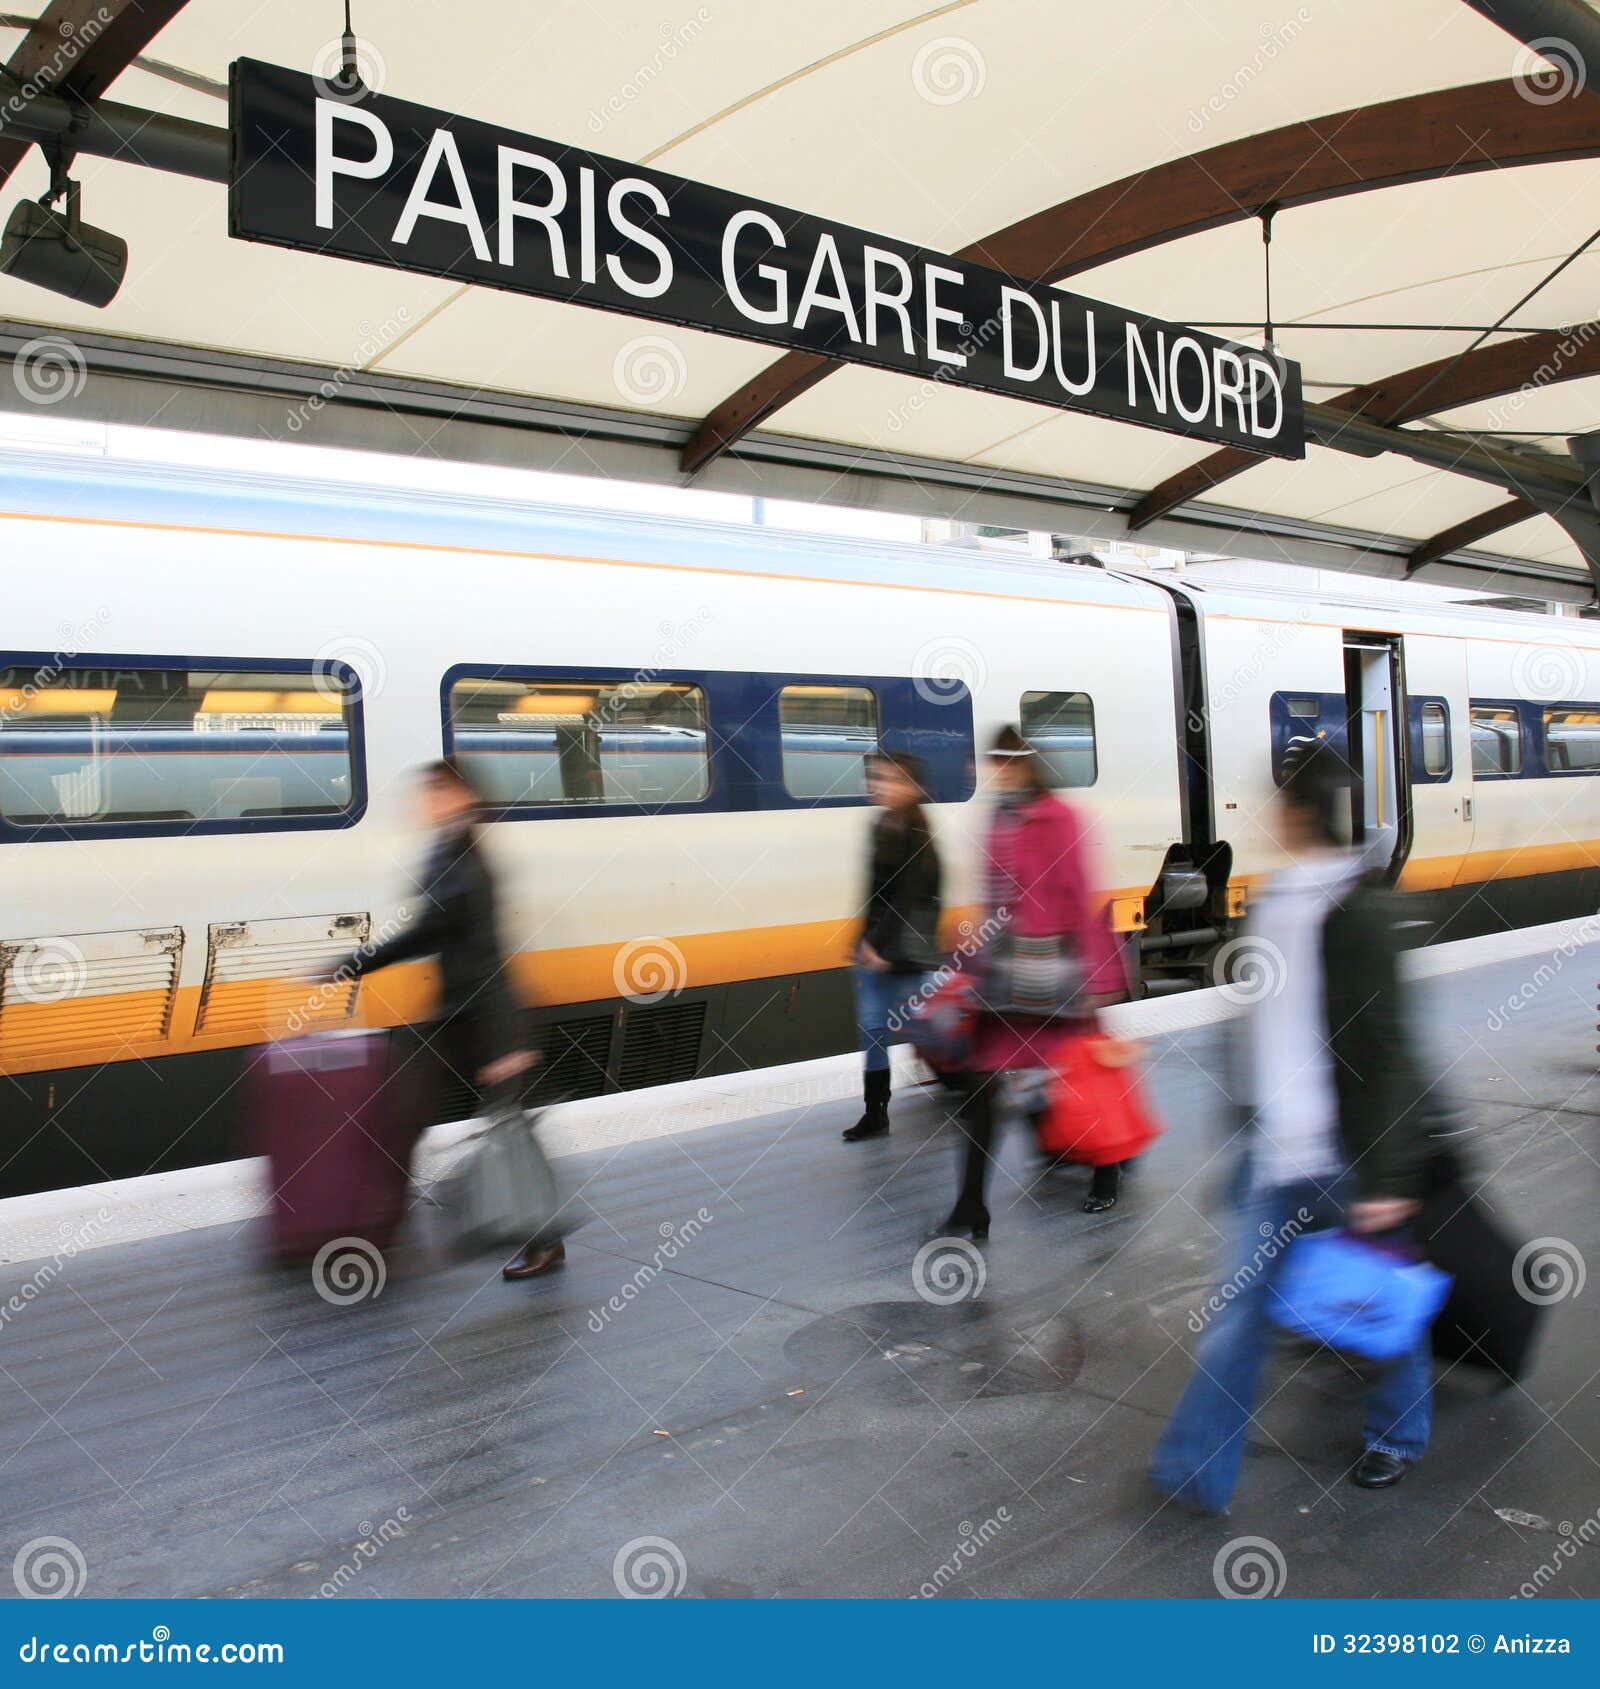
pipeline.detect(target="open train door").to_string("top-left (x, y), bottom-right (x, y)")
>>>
top-left (1342, 634), bottom-right (1412, 876)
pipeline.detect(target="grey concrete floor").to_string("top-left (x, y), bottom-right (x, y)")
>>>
top-left (1, 943), bottom-right (1596, 1600)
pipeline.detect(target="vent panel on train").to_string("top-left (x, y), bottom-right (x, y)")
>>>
top-left (195, 913), bottom-right (369, 1037)
top-left (0, 927), bottom-right (183, 1063)
top-left (529, 1015), bottom-right (614, 1106)
top-left (616, 1000), bottom-right (707, 1092)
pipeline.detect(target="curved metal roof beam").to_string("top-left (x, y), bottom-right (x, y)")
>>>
top-left (0, 0), bottom-right (195, 189)
top-left (1130, 323), bottom-right (1600, 528)
top-left (1405, 495), bottom-right (1539, 572)
top-left (681, 79), bottom-right (1600, 474)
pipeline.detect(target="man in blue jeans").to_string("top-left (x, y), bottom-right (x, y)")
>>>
top-left (1150, 740), bottom-right (1436, 1512)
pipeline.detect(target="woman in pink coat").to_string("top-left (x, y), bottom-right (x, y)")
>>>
top-left (942, 725), bottom-right (1127, 1237)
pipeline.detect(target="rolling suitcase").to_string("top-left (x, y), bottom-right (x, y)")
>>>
top-left (1417, 1182), bottom-right (1543, 1383)
top-left (251, 1030), bottom-right (415, 1264)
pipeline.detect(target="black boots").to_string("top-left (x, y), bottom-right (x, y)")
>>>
top-left (1083, 1161), bottom-right (1122, 1213)
top-left (843, 1067), bottom-right (892, 1140)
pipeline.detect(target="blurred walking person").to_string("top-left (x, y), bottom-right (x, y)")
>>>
top-left (941, 725), bottom-right (1124, 1235)
top-left (340, 758), bottom-right (559, 1280)
top-left (1149, 739), bottom-right (1434, 1511)
top-left (844, 751), bottom-right (943, 1140)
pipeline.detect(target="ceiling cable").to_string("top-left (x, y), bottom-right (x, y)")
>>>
top-left (1259, 204), bottom-right (1279, 358)
top-left (338, 2), bottom-right (362, 91)
top-left (1399, 221), bottom-right (1600, 421)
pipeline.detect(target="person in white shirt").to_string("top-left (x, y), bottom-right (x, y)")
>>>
top-left (1150, 739), bottom-right (1434, 1512)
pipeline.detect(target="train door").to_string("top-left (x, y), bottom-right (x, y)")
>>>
top-left (1394, 634), bottom-right (1474, 897)
top-left (1342, 634), bottom-right (1410, 875)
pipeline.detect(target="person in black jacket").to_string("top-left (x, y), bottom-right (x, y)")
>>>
top-left (843, 750), bottom-right (943, 1141)
top-left (341, 759), bottom-right (560, 1280)
top-left (1150, 738), bottom-right (1435, 1511)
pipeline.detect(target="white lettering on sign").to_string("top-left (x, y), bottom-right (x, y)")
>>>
top-left (999, 289), bottom-right (1097, 395)
top-left (862, 247), bottom-right (914, 353)
top-left (274, 71), bottom-right (1301, 455)
top-left (314, 100), bottom-right (393, 228)
top-left (924, 265), bottom-right (967, 368)
top-left (1251, 362), bottom-right (1285, 439)
top-left (607, 178), bottom-right (672, 299)
top-left (393, 127), bottom-right (489, 259)
top-left (497, 149), bottom-right (568, 272)
top-left (793, 233), bottom-right (862, 343)
top-left (722, 209), bottom-right (788, 324)
top-left (1127, 324), bottom-right (1167, 414)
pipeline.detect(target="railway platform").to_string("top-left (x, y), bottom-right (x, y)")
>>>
top-left (2, 921), bottom-right (1596, 1602)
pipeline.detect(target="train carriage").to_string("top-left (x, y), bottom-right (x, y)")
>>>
top-left (3, 447), bottom-right (1599, 1194)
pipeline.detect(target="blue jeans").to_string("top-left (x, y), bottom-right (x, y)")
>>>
top-left (853, 966), bottom-right (933, 1073)
top-left (1149, 1172), bottom-right (1433, 1513)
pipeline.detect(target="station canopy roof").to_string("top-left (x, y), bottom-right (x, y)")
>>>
top-left (4, 0), bottom-right (1600, 598)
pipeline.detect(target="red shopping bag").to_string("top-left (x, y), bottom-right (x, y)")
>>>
top-left (1037, 1031), bottom-right (1162, 1166)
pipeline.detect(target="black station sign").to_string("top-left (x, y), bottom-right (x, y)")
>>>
top-left (229, 58), bottom-right (1304, 458)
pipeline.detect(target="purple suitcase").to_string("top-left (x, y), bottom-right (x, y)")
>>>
top-left (251, 1031), bottom-right (415, 1263)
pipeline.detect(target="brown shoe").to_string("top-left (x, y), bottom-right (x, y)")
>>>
top-left (503, 1240), bottom-right (566, 1280)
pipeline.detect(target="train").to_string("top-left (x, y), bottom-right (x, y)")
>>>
top-left (4, 446), bottom-right (1600, 1196)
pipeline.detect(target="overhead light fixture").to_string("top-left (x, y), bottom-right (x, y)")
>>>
top-left (0, 179), bottom-right (127, 308)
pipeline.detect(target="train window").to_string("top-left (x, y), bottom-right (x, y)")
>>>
top-left (1021, 690), bottom-right (1097, 787)
top-left (1286, 698), bottom-right (1320, 719)
top-left (1543, 707), bottom-right (1600, 772)
top-left (778, 685), bottom-right (878, 799)
top-left (446, 676), bottom-right (710, 806)
top-left (1420, 702), bottom-right (1450, 776)
top-left (1470, 705), bottom-right (1522, 776)
top-left (0, 663), bottom-right (358, 828)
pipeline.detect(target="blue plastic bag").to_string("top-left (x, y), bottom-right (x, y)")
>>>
top-left (1268, 1229), bottom-right (1453, 1362)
